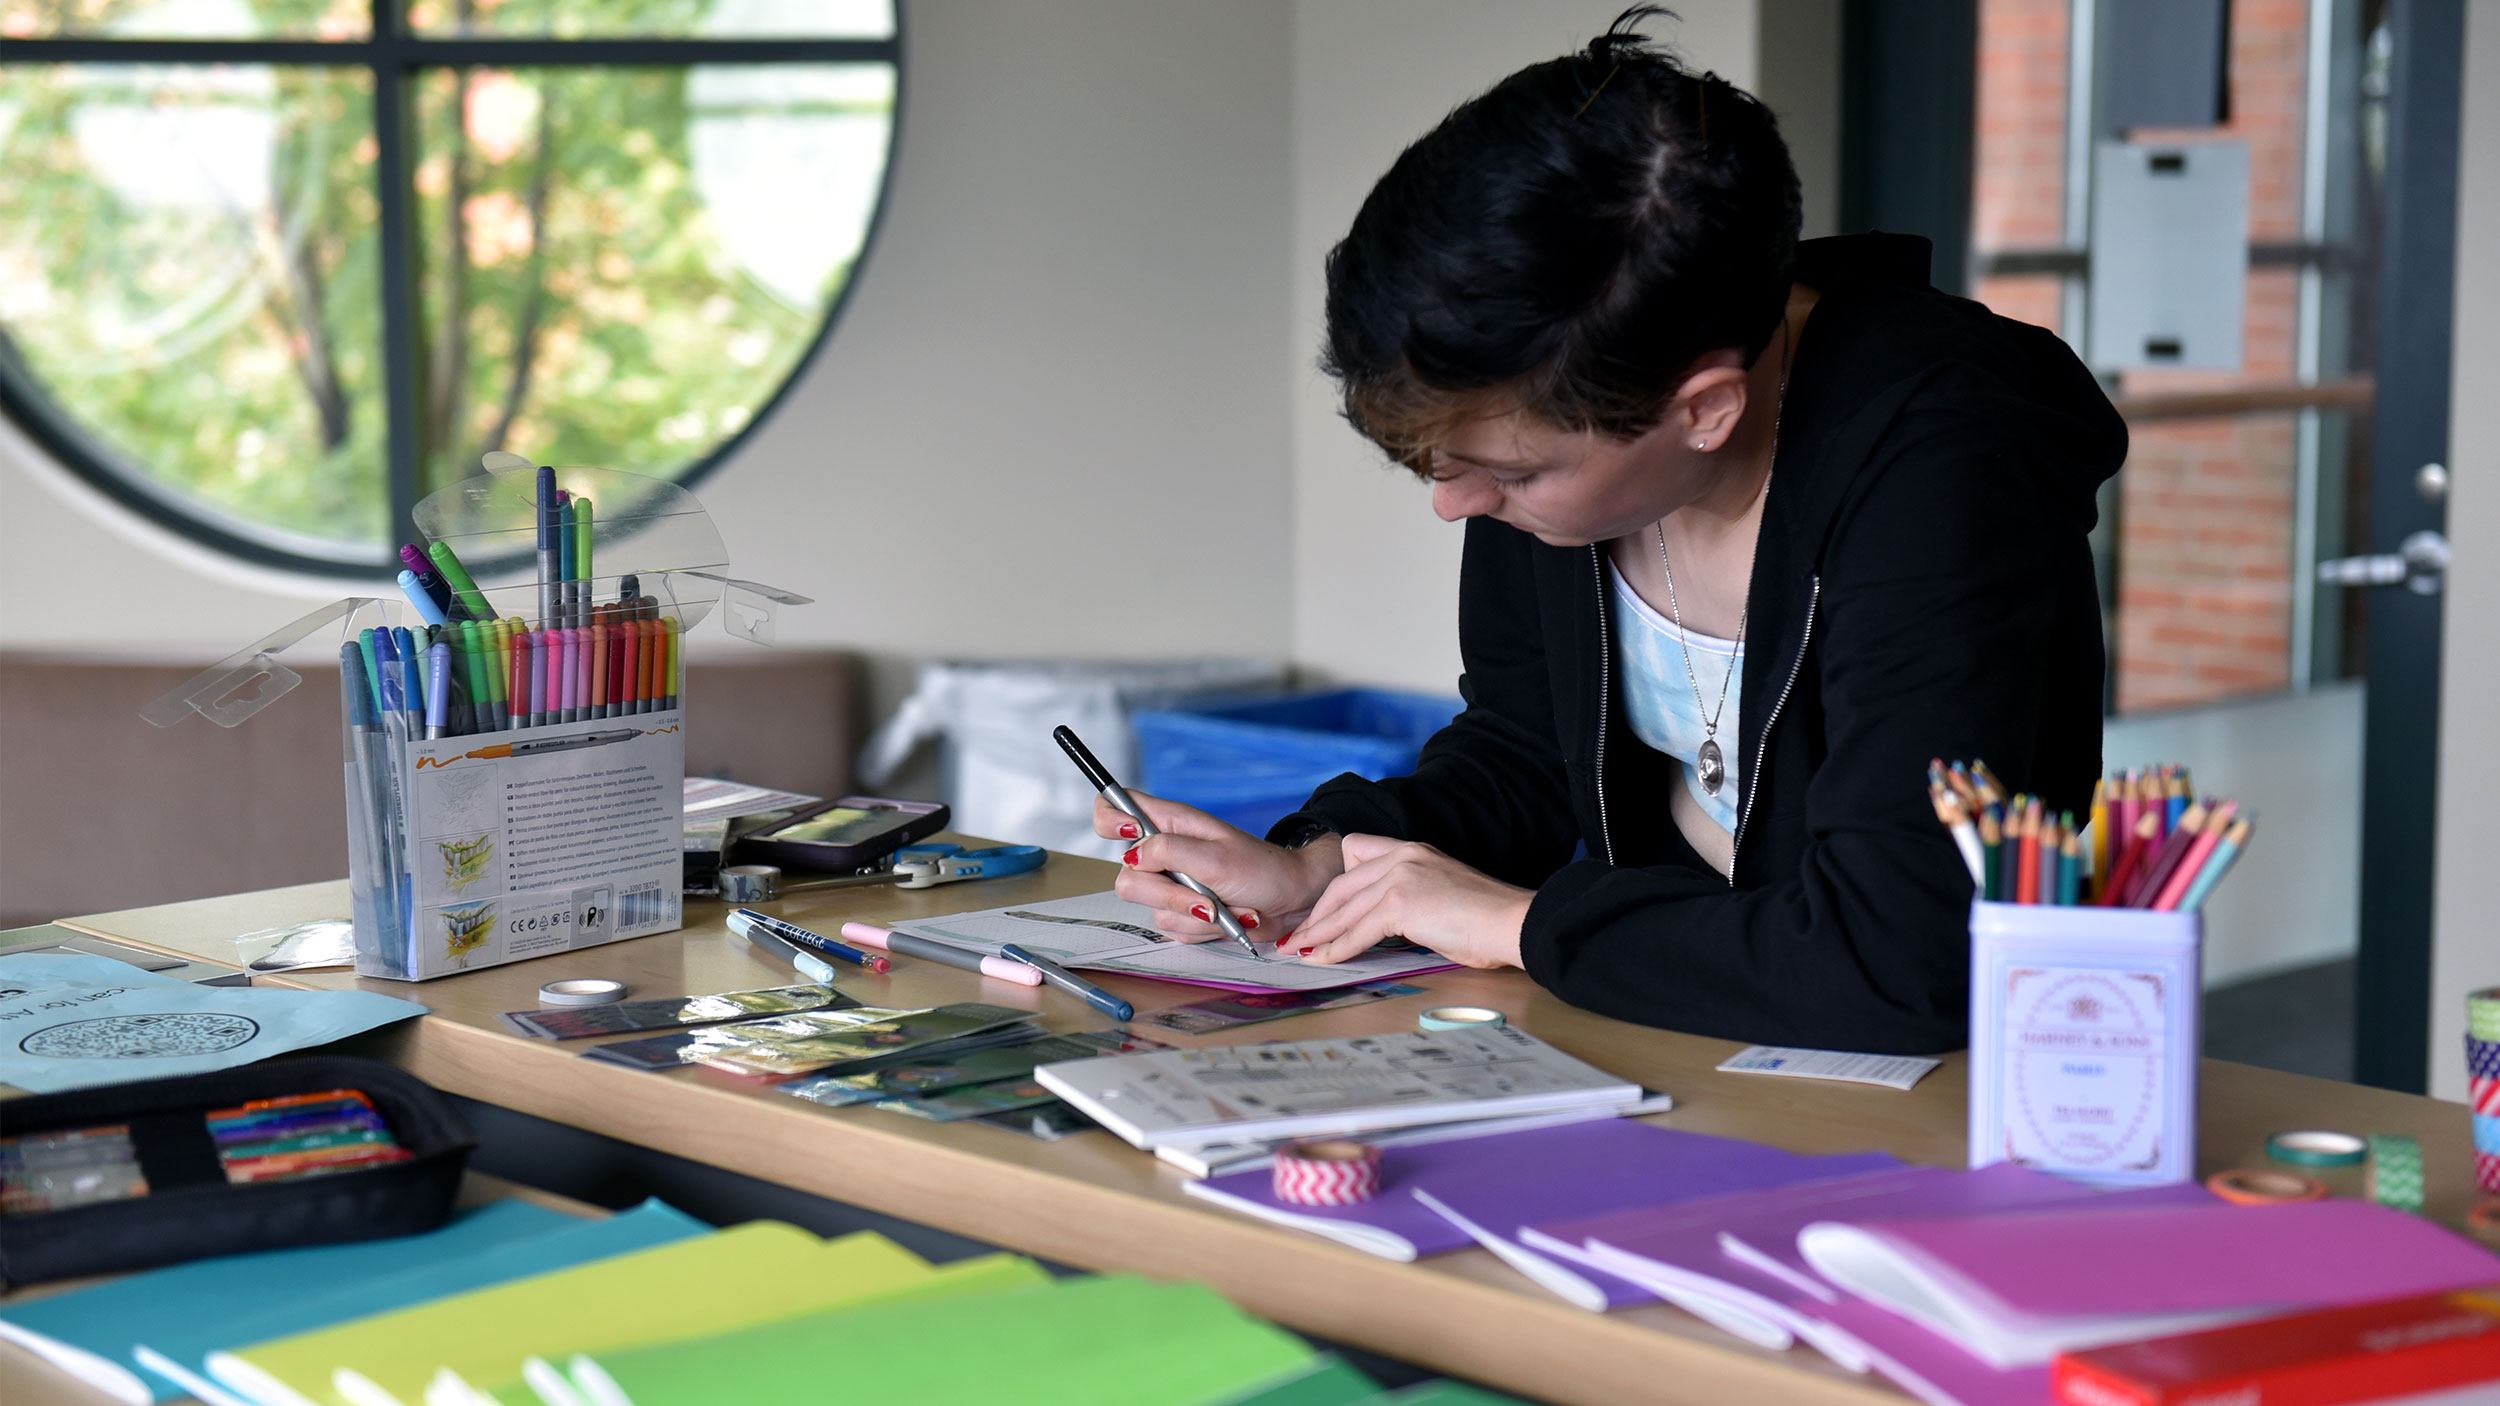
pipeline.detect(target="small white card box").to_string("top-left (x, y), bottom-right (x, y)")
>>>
top-left (1968, 900), bottom-right (2201, 1186)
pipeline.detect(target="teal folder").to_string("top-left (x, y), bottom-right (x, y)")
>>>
top-left (0, 1199), bottom-right (704, 1404)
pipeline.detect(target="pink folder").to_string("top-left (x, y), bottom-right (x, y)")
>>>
top-left (1848, 1197), bottom-right (2500, 1319)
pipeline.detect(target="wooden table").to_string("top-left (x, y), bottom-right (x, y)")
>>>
top-left (49, 843), bottom-right (2493, 1406)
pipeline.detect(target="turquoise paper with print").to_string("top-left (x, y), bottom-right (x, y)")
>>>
top-left (0, 953), bottom-right (427, 1093)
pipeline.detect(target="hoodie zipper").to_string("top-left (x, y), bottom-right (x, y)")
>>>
top-left (1588, 545), bottom-right (1617, 866)
top-left (1729, 575), bottom-right (1819, 883)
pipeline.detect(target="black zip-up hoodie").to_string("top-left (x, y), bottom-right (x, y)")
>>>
top-left (1273, 234), bottom-right (2126, 1055)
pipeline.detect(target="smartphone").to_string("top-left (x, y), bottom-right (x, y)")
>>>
top-left (733, 796), bottom-right (950, 871)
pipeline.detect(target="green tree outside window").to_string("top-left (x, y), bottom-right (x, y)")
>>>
top-left (0, 0), bottom-right (900, 573)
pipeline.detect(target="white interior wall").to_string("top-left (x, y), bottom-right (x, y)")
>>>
top-left (2103, 685), bottom-right (2364, 987)
top-left (2428, 0), bottom-right (2498, 1105)
top-left (1286, 1), bottom-right (1763, 694)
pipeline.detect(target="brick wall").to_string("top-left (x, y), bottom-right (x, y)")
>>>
top-left (1969, 0), bottom-right (2317, 713)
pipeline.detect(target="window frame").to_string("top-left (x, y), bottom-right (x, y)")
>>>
top-left (0, 3), bottom-right (906, 578)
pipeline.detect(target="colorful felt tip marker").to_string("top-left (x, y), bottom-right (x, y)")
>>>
top-left (727, 910), bottom-right (890, 974)
top-left (1001, 943), bottom-right (1133, 1022)
top-left (842, 922), bottom-right (1044, 986)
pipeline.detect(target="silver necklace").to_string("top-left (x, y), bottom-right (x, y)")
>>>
top-left (1654, 317), bottom-right (1789, 798)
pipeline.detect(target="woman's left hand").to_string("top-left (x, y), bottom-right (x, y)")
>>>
top-left (1279, 834), bottom-right (1531, 969)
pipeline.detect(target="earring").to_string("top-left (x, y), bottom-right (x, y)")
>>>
top-left (1693, 440), bottom-right (1708, 451)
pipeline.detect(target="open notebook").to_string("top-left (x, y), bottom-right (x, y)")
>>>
top-left (892, 890), bottom-right (1456, 993)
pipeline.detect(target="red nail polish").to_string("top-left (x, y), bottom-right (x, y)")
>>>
top-left (1190, 904), bottom-right (1211, 922)
top-left (1240, 912), bottom-right (1260, 929)
top-left (1118, 822), bottom-right (1139, 840)
top-left (1122, 847), bottom-right (1139, 866)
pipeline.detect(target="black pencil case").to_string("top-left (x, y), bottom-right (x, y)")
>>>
top-left (0, 1055), bottom-right (475, 1286)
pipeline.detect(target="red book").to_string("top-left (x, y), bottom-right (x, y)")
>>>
top-left (2053, 1286), bottom-right (2500, 1406)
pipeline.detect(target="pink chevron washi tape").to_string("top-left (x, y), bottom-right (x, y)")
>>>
top-left (1273, 1138), bottom-right (1383, 1206)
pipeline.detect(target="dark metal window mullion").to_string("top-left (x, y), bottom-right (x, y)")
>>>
top-left (373, 1), bottom-right (423, 560)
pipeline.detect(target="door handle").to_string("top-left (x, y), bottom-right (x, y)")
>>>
top-left (2317, 530), bottom-right (2450, 595)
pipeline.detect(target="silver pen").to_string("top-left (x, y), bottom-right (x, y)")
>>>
top-left (1052, 724), bottom-right (1261, 959)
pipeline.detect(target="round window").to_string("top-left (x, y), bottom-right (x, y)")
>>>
top-left (0, 0), bottom-right (901, 574)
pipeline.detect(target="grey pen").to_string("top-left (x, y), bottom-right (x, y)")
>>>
top-left (536, 465), bottom-right (560, 630)
top-left (1052, 724), bottom-right (1261, 959)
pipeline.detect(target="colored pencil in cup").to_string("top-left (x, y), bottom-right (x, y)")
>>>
top-left (2178, 816), bottom-right (2253, 912)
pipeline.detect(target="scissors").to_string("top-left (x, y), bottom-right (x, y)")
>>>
top-left (713, 843), bottom-right (1047, 902)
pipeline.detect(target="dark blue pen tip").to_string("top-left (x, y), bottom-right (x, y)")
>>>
top-left (537, 466), bottom-right (558, 549)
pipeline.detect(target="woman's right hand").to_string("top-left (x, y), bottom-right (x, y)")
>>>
top-left (1095, 792), bottom-right (1344, 943)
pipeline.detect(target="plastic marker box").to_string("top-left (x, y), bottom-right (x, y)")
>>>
top-left (1967, 901), bottom-right (2201, 1187)
top-left (143, 463), bottom-right (809, 982)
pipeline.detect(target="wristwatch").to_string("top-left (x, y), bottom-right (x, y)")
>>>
top-left (1268, 815), bottom-right (1340, 851)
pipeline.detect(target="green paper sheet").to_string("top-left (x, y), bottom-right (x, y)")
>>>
top-left (1214, 1354), bottom-right (1384, 1405)
top-left (567, 1273), bottom-right (1315, 1406)
top-left (207, 1223), bottom-right (948, 1406)
top-left (487, 1252), bottom-right (1051, 1406)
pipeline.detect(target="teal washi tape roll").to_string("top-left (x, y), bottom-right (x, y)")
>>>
top-left (2266, 1129), bottom-right (2368, 1166)
top-left (2368, 1132), bottom-right (2426, 1212)
top-left (1417, 1006), bottom-right (1504, 1032)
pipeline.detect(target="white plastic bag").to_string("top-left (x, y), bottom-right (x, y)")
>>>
top-left (858, 659), bottom-right (1284, 858)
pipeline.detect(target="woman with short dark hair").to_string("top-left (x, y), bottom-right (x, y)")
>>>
top-left (1102, 10), bottom-right (2121, 1054)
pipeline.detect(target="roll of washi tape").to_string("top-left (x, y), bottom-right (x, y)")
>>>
top-left (539, 978), bottom-right (627, 1007)
top-left (1417, 1006), bottom-right (1505, 1032)
top-left (718, 864), bottom-right (785, 903)
top-left (2468, 1034), bottom-right (2500, 1080)
top-left (2474, 1077), bottom-right (2500, 1118)
top-left (2469, 987), bottom-right (2500, 1041)
top-left (2476, 1113), bottom-right (2500, 1153)
top-left (2266, 1129), bottom-right (2368, 1167)
top-left (1272, 1139), bottom-right (1382, 1207)
top-left (2205, 1168), bottom-right (2328, 1205)
top-left (2479, 1150), bottom-right (2500, 1196)
top-left (2368, 1133), bottom-right (2426, 1212)
top-left (2472, 1199), bottom-right (2500, 1241)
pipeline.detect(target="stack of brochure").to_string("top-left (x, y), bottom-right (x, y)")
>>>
top-left (1034, 1026), bottom-right (1645, 1151)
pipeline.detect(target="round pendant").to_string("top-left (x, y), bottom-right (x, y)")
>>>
top-left (1697, 738), bottom-right (1726, 797)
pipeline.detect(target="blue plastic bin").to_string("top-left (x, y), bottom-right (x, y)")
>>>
top-left (1133, 688), bottom-right (1463, 839)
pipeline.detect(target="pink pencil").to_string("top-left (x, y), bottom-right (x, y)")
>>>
top-left (2152, 801), bottom-right (2238, 911)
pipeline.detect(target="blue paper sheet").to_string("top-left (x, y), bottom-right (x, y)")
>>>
top-left (0, 1199), bottom-right (708, 1403)
top-left (0, 952), bottom-right (427, 1093)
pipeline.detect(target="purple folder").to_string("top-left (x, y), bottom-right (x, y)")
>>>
top-left (1184, 1119), bottom-right (1899, 1266)
top-left (1407, 1128), bottom-right (1901, 1308)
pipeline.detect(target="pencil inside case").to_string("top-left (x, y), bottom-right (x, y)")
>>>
top-left (0, 1055), bottom-right (473, 1287)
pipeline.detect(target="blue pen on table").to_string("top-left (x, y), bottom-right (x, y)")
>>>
top-left (1000, 943), bottom-right (1133, 1022)
top-left (726, 909), bottom-right (891, 974)
top-left (726, 913), bottom-right (840, 985)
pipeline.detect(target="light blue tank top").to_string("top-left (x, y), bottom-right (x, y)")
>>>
top-left (1609, 560), bottom-right (1744, 834)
